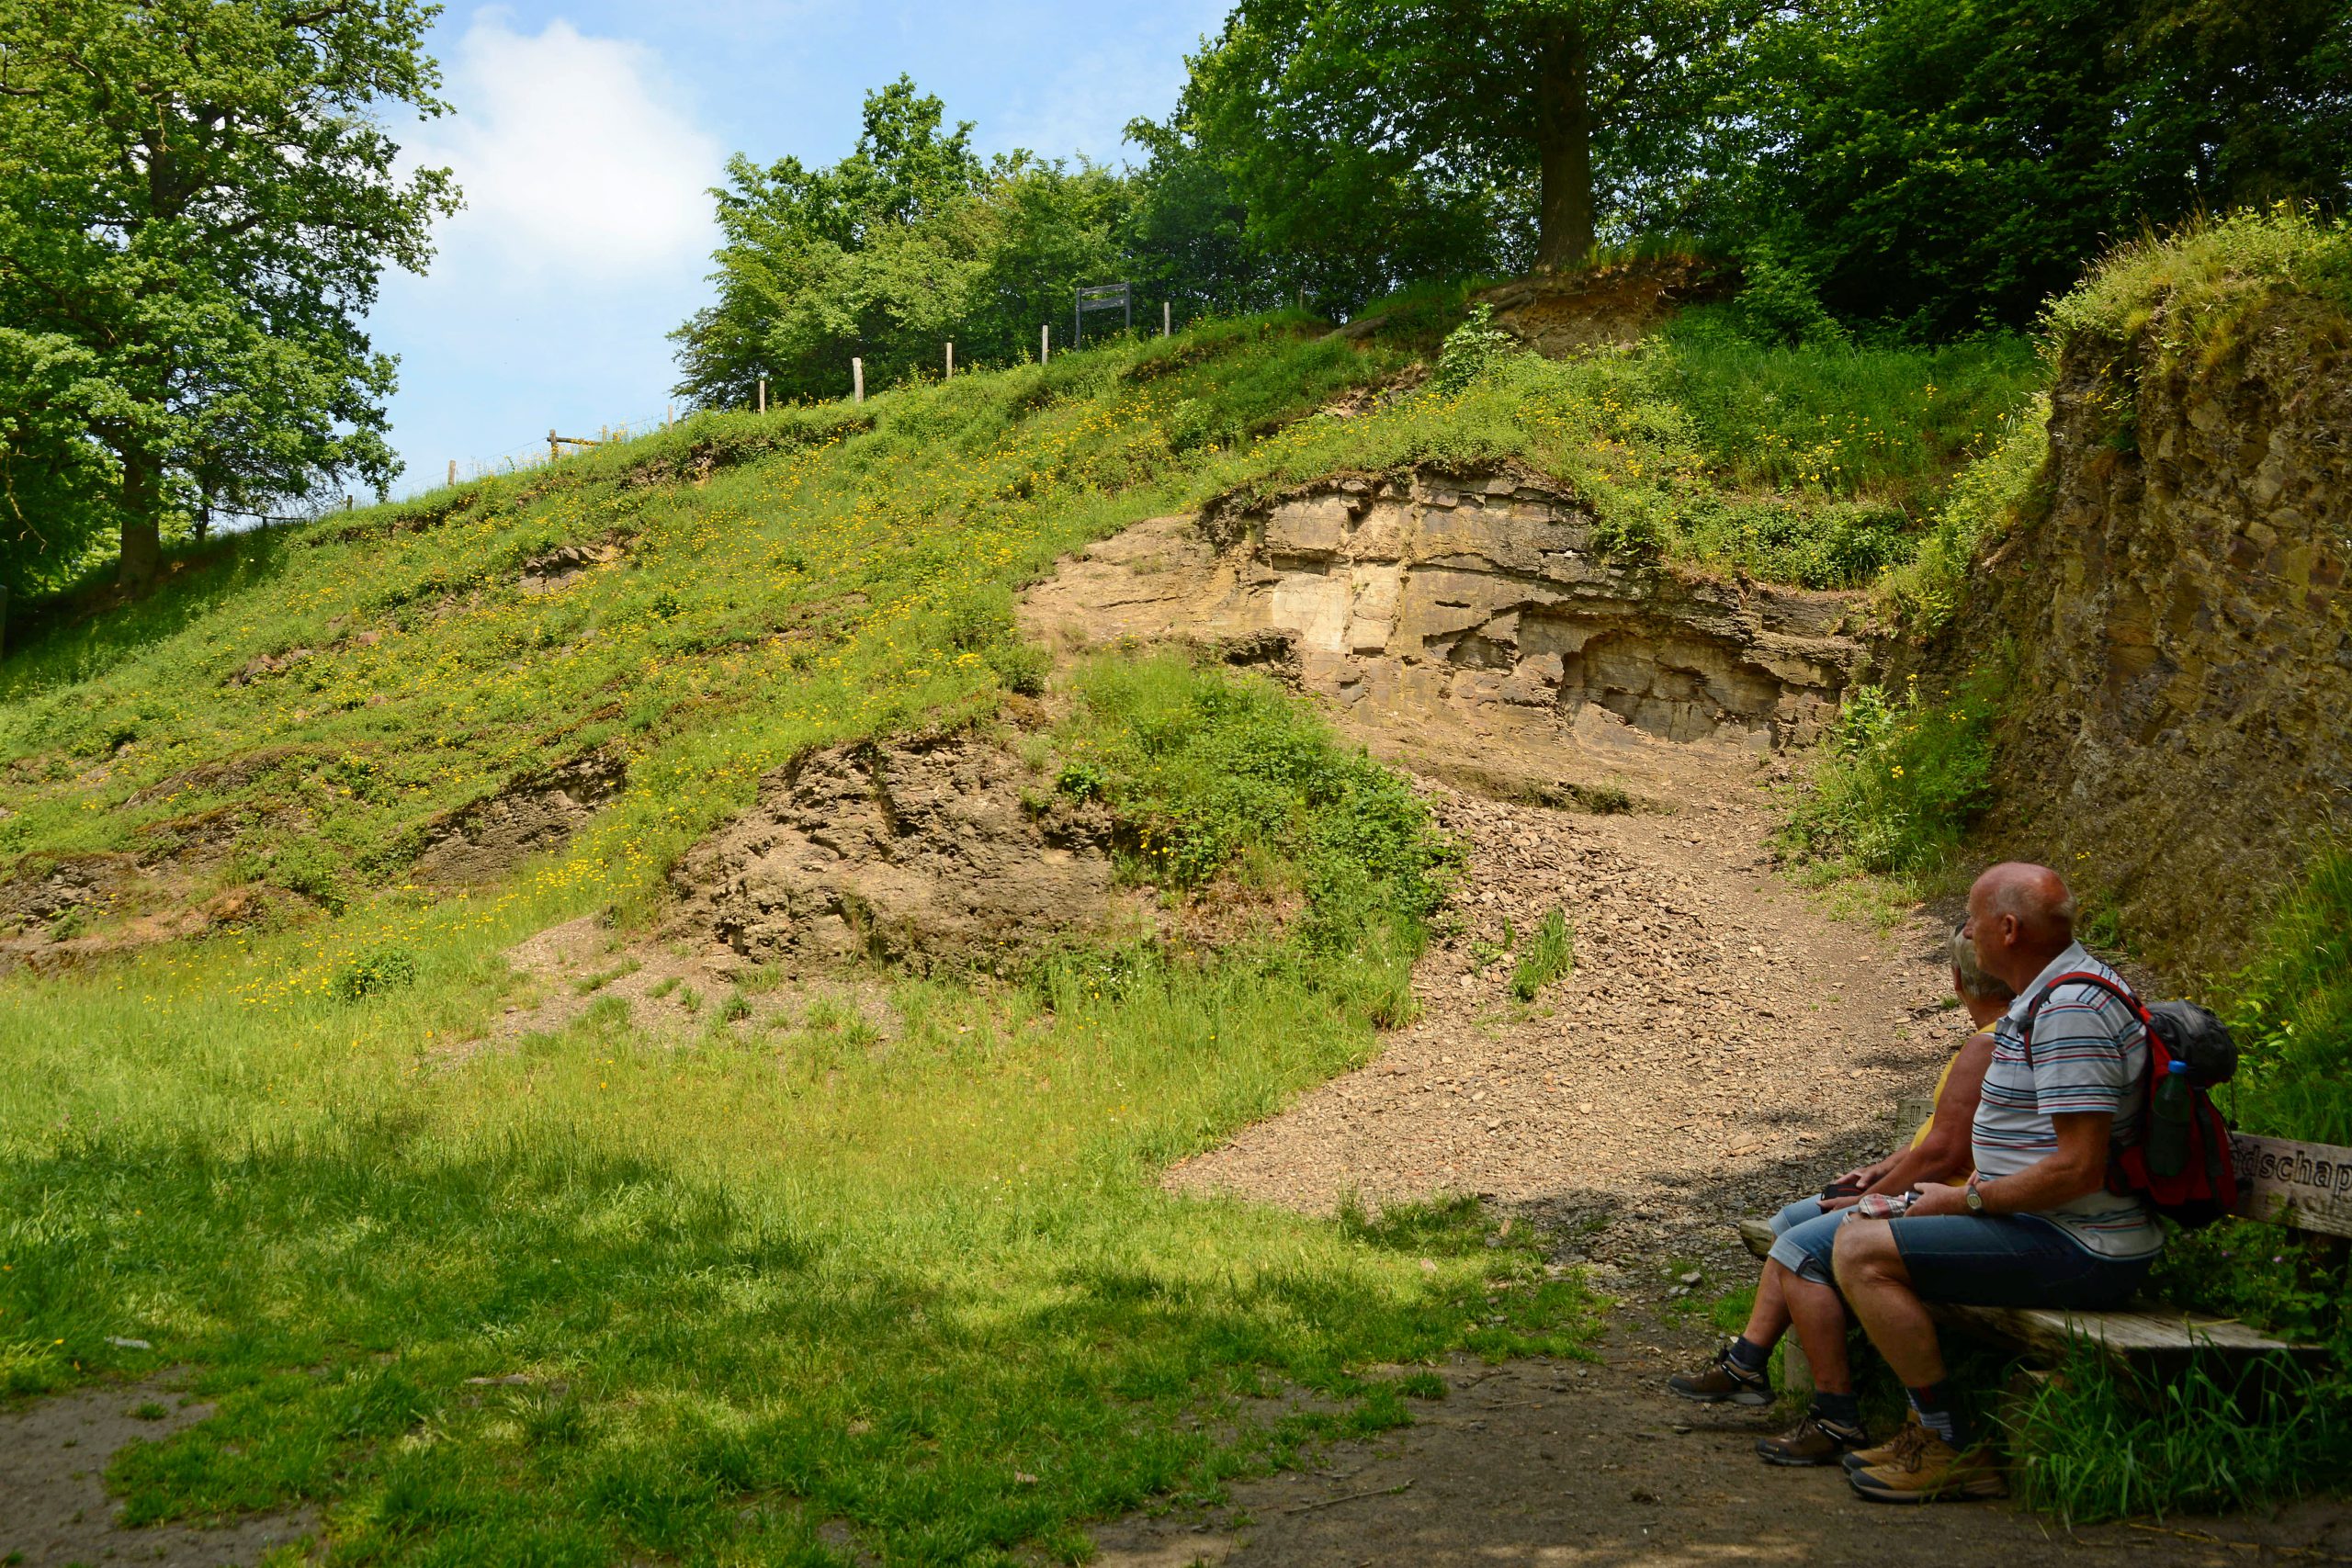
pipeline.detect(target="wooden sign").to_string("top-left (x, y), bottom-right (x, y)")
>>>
top-left (2230, 1132), bottom-right (2352, 1238)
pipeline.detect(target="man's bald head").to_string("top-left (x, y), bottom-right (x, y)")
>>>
top-left (1965, 862), bottom-right (2076, 991)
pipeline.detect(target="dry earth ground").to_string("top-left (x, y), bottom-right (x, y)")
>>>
top-left (0, 1373), bottom-right (318, 1567)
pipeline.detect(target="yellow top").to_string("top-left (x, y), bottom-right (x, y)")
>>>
top-left (1909, 1050), bottom-right (1961, 1149)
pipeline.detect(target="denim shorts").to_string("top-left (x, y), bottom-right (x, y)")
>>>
top-left (1765, 1196), bottom-right (1847, 1287)
top-left (1885, 1213), bottom-right (2155, 1310)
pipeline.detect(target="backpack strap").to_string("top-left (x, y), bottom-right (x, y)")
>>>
top-left (2018, 970), bottom-right (2147, 1052)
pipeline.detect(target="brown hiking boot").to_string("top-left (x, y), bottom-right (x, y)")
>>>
top-left (1666, 1342), bottom-right (1771, 1406)
top-left (1849, 1429), bottom-right (2008, 1503)
top-left (1843, 1410), bottom-right (1928, 1473)
top-left (1756, 1410), bottom-right (1871, 1467)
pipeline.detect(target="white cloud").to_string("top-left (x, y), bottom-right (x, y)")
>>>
top-left (407, 14), bottom-right (721, 283)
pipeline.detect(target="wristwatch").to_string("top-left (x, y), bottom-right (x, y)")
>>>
top-left (1963, 1176), bottom-right (1986, 1214)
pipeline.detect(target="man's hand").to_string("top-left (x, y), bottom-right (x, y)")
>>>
top-left (1905, 1181), bottom-right (1971, 1218)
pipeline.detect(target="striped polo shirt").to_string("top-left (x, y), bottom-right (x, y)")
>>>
top-left (1973, 942), bottom-right (2163, 1260)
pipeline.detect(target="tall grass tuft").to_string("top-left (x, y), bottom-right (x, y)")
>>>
top-left (2007, 1348), bottom-right (2352, 1524)
top-left (1509, 909), bottom-right (1572, 1002)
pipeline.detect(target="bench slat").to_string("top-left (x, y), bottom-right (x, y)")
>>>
top-left (1933, 1302), bottom-right (2322, 1358)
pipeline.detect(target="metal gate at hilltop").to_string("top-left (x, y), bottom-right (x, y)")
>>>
top-left (1074, 282), bottom-right (1131, 347)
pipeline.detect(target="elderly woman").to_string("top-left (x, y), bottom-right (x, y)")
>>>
top-left (1665, 926), bottom-right (2016, 1465)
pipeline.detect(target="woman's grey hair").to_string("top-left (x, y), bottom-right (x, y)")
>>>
top-left (1950, 924), bottom-right (2016, 1003)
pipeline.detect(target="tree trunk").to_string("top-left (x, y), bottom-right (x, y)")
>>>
top-left (119, 449), bottom-right (163, 587)
top-left (1533, 23), bottom-right (1596, 272)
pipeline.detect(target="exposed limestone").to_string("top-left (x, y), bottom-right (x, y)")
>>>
top-left (520, 540), bottom-right (623, 595)
top-left (0, 853), bottom-right (133, 929)
top-left (668, 736), bottom-right (1148, 973)
top-left (413, 750), bottom-right (628, 883)
top-left (1020, 468), bottom-right (1865, 807)
top-left (1963, 307), bottom-right (2352, 975)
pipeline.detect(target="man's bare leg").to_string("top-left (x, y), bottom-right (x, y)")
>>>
top-left (1832, 1220), bottom-right (1945, 1386)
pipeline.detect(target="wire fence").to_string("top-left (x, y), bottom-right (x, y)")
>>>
top-left (429, 402), bottom-right (684, 493)
top-left (423, 288), bottom-right (1193, 498)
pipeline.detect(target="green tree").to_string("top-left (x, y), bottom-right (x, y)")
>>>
top-left (1731, 0), bottom-right (2352, 336)
top-left (0, 0), bottom-right (457, 590)
top-left (1117, 115), bottom-right (1280, 323)
top-left (1183, 0), bottom-right (1753, 283)
top-left (674, 79), bottom-right (1134, 405)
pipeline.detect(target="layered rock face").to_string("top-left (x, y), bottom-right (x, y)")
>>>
top-left (669, 737), bottom-right (1146, 973)
top-left (1973, 309), bottom-right (2351, 974)
top-left (1023, 469), bottom-right (1865, 806)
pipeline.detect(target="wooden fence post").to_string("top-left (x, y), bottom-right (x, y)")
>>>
top-left (1040, 323), bottom-right (1049, 365)
top-left (945, 342), bottom-right (954, 379)
top-left (666, 402), bottom-right (674, 429)
top-left (447, 458), bottom-right (457, 488)
top-left (853, 358), bottom-right (864, 403)
top-left (1163, 300), bottom-right (1170, 338)
top-left (548, 429), bottom-right (560, 464)
top-left (758, 378), bottom-right (767, 414)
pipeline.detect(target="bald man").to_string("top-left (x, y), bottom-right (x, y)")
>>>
top-left (1832, 863), bottom-right (2160, 1504)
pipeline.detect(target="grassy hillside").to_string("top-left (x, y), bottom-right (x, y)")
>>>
top-left (0, 302), bottom-right (2045, 1562)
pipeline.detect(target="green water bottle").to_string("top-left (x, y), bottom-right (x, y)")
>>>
top-left (2147, 1059), bottom-right (2194, 1179)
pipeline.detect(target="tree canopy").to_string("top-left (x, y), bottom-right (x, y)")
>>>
top-left (1725, 0), bottom-right (2352, 336)
top-left (1182, 0), bottom-right (1756, 277)
top-left (0, 0), bottom-right (457, 592)
top-left (675, 79), bottom-right (1152, 407)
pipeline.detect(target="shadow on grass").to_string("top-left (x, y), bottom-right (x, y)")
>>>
top-left (2, 1117), bottom-right (1593, 1564)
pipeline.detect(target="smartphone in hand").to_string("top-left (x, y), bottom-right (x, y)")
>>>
top-left (1819, 1179), bottom-right (1866, 1202)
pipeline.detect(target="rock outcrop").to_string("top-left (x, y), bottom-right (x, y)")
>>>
top-left (413, 750), bottom-right (628, 883)
top-left (1022, 468), bottom-right (1866, 807)
top-left (668, 736), bottom-right (1147, 973)
top-left (1967, 304), bottom-right (2351, 974)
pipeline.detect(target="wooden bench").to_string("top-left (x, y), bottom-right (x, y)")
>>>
top-left (1733, 1128), bottom-right (2350, 1384)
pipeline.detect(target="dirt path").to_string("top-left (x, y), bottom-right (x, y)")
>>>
top-left (0, 1372), bottom-right (316, 1568)
top-left (1091, 1314), bottom-right (2352, 1568)
top-left (1169, 776), bottom-right (1962, 1290)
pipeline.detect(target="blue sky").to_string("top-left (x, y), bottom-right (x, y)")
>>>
top-left (371, 1), bottom-right (1231, 495)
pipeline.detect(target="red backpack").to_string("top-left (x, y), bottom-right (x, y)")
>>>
top-left (2018, 971), bottom-right (2240, 1230)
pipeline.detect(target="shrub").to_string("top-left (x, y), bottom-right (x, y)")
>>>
top-left (333, 946), bottom-right (418, 1002)
top-left (1780, 667), bottom-right (2004, 878)
top-left (1733, 246), bottom-right (1848, 348)
top-left (1430, 304), bottom-right (1520, 394)
top-left (267, 839), bottom-right (350, 915)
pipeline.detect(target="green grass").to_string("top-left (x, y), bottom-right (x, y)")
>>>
top-left (1507, 910), bottom-right (1572, 1003)
top-left (1777, 662), bottom-right (2007, 885)
top-left (1870, 397), bottom-right (2052, 631)
top-left (2224, 834), bottom-right (2352, 1146)
top-left (2042, 206), bottom-right (2352, 372)
top-left (2007, 1348), bottom-right (2352, 1525)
